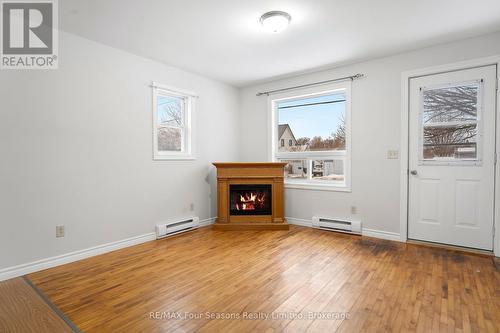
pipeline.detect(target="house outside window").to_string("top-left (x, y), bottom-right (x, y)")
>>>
top-left (278, 125), bottom-right (296, 151)
top-left (152, 82), bottom-right (196, 160)
top-left (270, 81), bottom-right (351, 191)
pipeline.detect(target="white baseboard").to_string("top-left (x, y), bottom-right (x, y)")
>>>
top-left (0, 217), bottom-right (217, 282)
top-left (199, 217), bottom-right (216, 227)
top-left (0, 233), bottom-right (155, 282)
top-left (286, 217), bottom-right (313, 227)
top-left (361, 228), bottom-right (402, 242)
top-left (286, 216), bottom-right (401, 242)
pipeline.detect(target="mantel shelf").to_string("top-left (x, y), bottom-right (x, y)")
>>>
top-left (212, 162), bottom-right (287, 168)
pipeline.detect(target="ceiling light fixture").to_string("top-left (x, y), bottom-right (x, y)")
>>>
top-left (260, 11), bottom-right (291, 33)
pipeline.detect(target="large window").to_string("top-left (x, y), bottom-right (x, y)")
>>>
top-left (152, 83), bottom-right (195, 160)
top-left (271, 82), bottom-right (351, 190)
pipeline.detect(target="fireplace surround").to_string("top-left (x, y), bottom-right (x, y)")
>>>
top-left (212, 162), bottom-right (289, 230)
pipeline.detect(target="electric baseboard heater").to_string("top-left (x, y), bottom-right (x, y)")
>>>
top-left (312, 216), bottom-right (361, 234)
top-left (155, 217), bottom-right (200, 239)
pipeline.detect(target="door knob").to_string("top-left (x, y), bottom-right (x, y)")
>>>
top-left (410, 170), bottom-right (418, 175)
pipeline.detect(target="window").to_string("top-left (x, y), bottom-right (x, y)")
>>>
top-left (420, 80), bottom-right (482, 164)
top-left (152, 83), bottom-right (195, 160)
top-left (281, 139), bottom-right (285, 147)
top-left (271, 82), bottom-right (351, 190)
top-left (282, 159), bottom-right (307, 179)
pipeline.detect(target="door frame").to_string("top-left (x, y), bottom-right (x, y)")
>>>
top-left (400, 56), bottom-right (500, 256)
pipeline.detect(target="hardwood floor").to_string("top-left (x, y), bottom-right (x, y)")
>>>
top-left (0, 277), bottom-right (76, 333)
top-left (27, 225), bottom-right (500, 333)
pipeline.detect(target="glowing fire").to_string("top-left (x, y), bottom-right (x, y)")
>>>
top-left (236, 192), bottom-right (266, 211)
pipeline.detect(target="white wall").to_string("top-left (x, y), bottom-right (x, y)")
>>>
top-left (239, 31), bottom-right (500, 236)
top-left (0, 32), bottom-right (239, 269)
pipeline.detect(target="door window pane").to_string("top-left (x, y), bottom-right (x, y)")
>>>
top-left (423, 124), bottom-right (477, 159)
top-left (422, 82), bottom-right (478, 124)
top-left (311, 160), bottom-right (344, 181)
top-left (421, 81), bottom-right (481, 162)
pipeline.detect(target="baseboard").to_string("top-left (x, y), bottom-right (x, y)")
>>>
top-left (199, 217), bottom-right (216, 227)
top-left (0, 217), bottom-right (217, 282)
top-left (361, 228), bottom-right (402, 242)
top-left (286, 216), bottom-right (401, 242)
top-left (0, 233), bottom-right (155, 282)
top-left (286, 217), bottom-right (313, 227)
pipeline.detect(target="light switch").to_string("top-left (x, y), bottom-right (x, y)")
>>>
top-left (56, 225), bottom-right (65, 238)
top-left (387, 150), bottom-right (399, 159)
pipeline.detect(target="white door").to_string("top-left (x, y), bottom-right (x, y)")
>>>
top-left (408, 65), bottom-right (497, 250)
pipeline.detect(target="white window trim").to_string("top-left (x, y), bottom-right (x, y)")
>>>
top-left (152, 82), bottom-right (196, 160)
top-left (268, 81), bottom-right (352, 192)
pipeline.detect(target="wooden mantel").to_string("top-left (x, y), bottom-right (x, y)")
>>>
top-left (213, 162), bottom-right (289, 230)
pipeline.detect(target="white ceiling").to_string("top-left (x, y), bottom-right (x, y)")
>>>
top-left (60, 0), bottom-right (500, 87)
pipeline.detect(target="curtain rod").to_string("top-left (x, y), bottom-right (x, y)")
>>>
top-left (256, 73), bottom-right (365, 96)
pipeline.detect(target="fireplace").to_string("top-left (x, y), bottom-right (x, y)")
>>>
top-left (212, 162), bottom-right (289, 230)
top-left (230, 184), bottom-right (272, 216)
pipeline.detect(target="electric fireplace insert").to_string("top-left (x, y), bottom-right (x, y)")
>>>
top-left (229, 184), bottom-right (272, 216)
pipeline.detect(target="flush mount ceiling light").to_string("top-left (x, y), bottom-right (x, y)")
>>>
top-left (260, 11), bottom-right (291, 33)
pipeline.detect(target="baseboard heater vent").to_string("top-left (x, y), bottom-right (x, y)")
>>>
top-left (312, 216), bottom-right (361, 235)
top-left (156, 216), bottom-right (200, 239)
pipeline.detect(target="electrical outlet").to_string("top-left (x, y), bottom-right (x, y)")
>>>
top-left (387, 150), bottom-right (399, 159)
top-left (350, 206), bottom-right (357, 215)
top-left (56, 225), bottom-right (65, 238)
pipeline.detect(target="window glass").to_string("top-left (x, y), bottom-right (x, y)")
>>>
top-left (156, 95), bottom-right (184, 152)
top-left (277, 93), bottom-right (346, 152)
top-left (157, 95), bottom-right (184, 127)
top-left (423, 125), bottom-right (477, 160)
top-left (158, 127), bottom-right (182, 152)
top-left (421, 81), bottom-right (480, 161)
top-left (311, 159), bottom-right (344, 181)
top-left (423, 83), bottom-right (478, 124)
top-left (282, 160), bottom-right (307, 179)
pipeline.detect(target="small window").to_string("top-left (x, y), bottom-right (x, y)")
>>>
top-left (420, 80), bottom-right (481, 164)
top-left (152, 83), bottom-right (195, 160)
top-left (281, 139), bottom-right (285, 147)
top-left (271, 81), bottom-right (351, 190)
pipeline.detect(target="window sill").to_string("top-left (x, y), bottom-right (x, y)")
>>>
top-left (284, 182), bottom-right (351, 192)
top-left (153, 154), bottom-right (196, 161)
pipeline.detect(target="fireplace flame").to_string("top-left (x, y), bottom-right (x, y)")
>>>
top-left (236, 192), bottom-right (266, 211)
